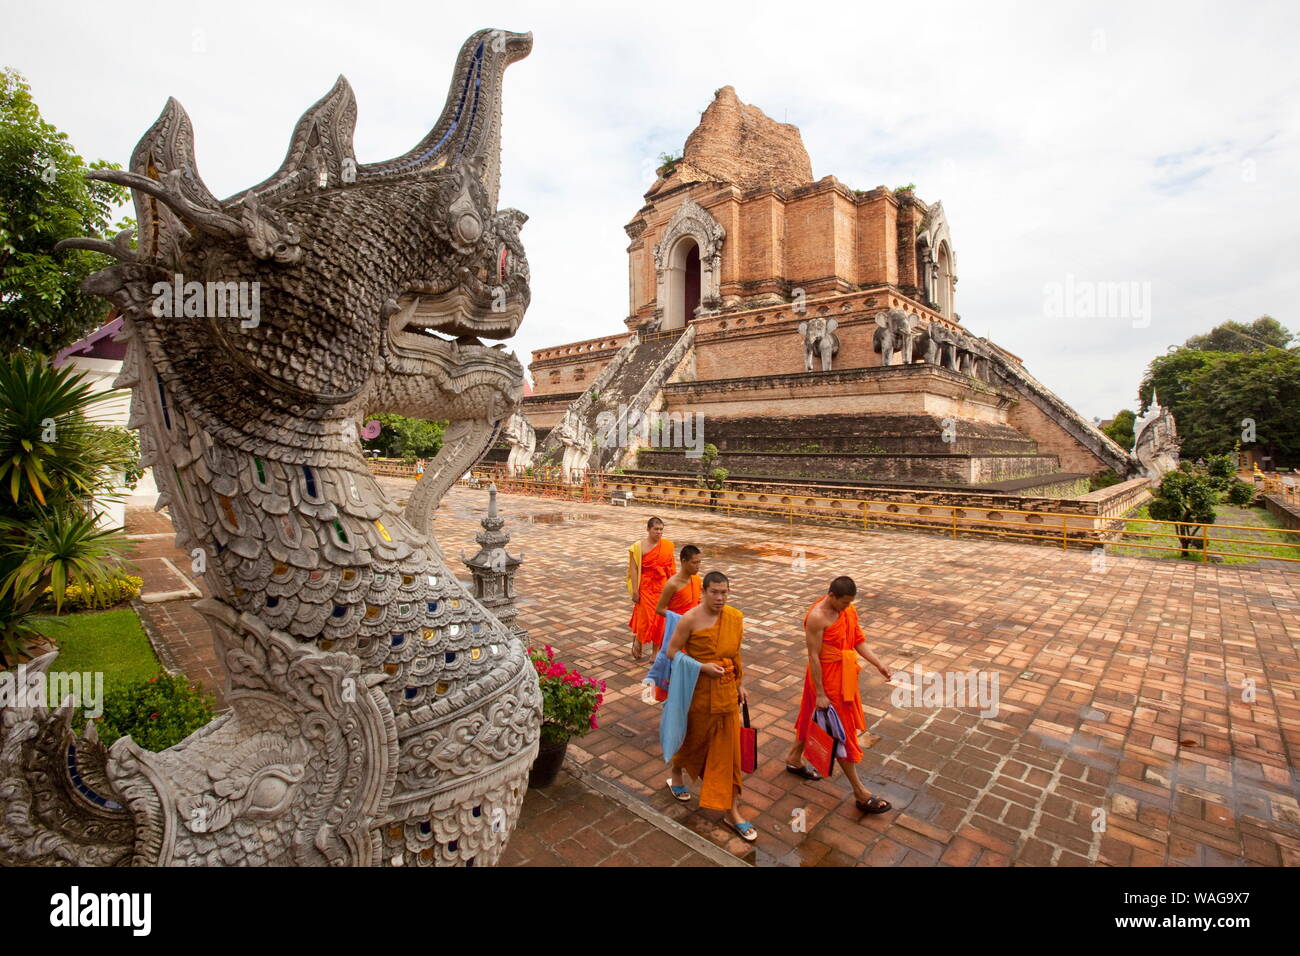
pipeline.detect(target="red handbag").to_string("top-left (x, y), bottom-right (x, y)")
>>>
top-left (740, 700), bottom-right (758, 774)
top-left (804, 708), bottom-right (838, 779)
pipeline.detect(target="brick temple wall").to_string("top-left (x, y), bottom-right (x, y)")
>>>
top-left (1263, 494), bottom-right (1300, 531)
top-left (1004, 386), bottom-right (1114, 476)
top-left (529, 333), bottom-right (631, 396)
top-left (636, 449), bottom-right (1061, 485)
top-left (626, 180), bottom-right (912, 324)
top-left (680, 413), bottom-right (1035, 455)
top-left (596, 472), bottom-right (1150, 548)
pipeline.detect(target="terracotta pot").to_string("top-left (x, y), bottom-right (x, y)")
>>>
top-left (528, 735), bottom-right (569, 788)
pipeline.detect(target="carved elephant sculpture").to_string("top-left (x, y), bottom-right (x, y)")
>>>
top-left (917, 320), bottom-right (960, 371)
top-left (797, 317), bottom-right (840, 372)
top-left (872, 309), bottom-right (917, 366)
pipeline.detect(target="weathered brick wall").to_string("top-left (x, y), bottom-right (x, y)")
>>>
top-left (1263, 494), bottom-right (1300, 531)
top-left (686, 288), bottom-right (962, 381)
top-left (663, 360), bottom-right (1014, 425)
top-left (682, 413), bottom-right (1035, 455)
top-left (592, 471), bottom-right (1147, 549)
top-left (1003, 387), bottom-right (1112, 476)
top-left (520, 392), bottom-right (581, 430)
top-left (636, 449), bottom-right (1059, 485)
top-left (529, 333), bottom-right (631, 396)
top-left (627, 181), bottom-right (913, 322)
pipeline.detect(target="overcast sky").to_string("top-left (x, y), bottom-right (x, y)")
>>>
top-left (4, 0), bottom-right (1297, 419)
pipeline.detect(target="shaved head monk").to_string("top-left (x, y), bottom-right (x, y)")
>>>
top-left (786, 576), bottom-right (894, 815)
top-left (665, 571), bottom-right (757, 841)
top-left (627, 517), bottom-right (674, 661)
top-left (656, 545), bottom-right (703, 618)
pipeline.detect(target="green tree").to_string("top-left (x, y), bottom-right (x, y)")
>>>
top-left (0, 68), bottom-right (130, 354)
top-left (1138, 317), bottom-right (1300, 466)
top-left (1102, 409), bottom-right (1136, 451)
top-left (361, 413), bottom-right (446, 460)
top-left (1147, 466), bottom-right (1219, 558)
top-left (1184, 316), bottom-right (1292, 353)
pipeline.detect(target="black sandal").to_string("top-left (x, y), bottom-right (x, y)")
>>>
top-left (785, 764), bottom-right (822, 781)
top-left (856, 795), bottom-right (892, 814)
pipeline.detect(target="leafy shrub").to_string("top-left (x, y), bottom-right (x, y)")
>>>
top-left (94, 672), bottom-right (215, 751)
top-left (43, 574), bottom-right (142, 610)
top-left (1226, 481), bottom-right (1256, 506)
top-left (1204, 453), bottom-right (1237, 493)
top-left (0, 354), bottom-right (133, 666)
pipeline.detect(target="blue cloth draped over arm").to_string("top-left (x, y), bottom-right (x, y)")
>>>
top-left (660, 651), bottom-right (701, 763)
top-left (644, 611), bottom-right (681, 692)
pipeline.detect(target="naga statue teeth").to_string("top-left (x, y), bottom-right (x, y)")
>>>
top-left (4, 28), bottom-right (541, 867)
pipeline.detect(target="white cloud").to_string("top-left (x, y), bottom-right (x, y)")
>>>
top-left (4, 0), bottom-right (1297, 419)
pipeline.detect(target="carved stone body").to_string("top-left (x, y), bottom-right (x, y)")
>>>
top-left (0, 29), bottom-right (542, 867)
top-left (503, 412), bottom-right (536, 475)
top-left (555, 409), bottom-right (593, 482)
top-left (798, 316), bottom-right (840, 371)
top-left (1133, 394), bottom-right (1181, 478)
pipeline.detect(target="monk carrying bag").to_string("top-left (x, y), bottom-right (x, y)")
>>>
top-left (740, 700), bottom-right (758, 774)
top-left (805, 707), bottom-right (845, 779)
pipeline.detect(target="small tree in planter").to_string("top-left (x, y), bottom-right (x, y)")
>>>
top-left (527, 645), bottom-right (606, 787)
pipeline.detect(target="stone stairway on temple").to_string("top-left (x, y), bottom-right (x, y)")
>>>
top-left (536, 326), bottom-right (695, 470)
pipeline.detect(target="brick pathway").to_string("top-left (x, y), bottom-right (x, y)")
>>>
top-left (500, 767), bottom-right (717, 867)
top-left (124, 483), bottom-right (1300, 866)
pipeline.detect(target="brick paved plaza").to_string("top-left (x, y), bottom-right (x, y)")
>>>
top-left (126, 481), bottom-right (1300, 866)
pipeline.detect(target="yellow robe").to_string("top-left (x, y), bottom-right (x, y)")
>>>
top-left (671, 605), bottom-right (744, 811)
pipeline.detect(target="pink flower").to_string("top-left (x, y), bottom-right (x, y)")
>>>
top-left (589, 714), bottom-right (599, 729)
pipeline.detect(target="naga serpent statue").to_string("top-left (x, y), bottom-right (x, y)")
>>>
top-left (0, 28), bottom-right (542, 866)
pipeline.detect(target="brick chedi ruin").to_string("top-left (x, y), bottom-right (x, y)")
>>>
top-left (517, 86), bottom-right (1137, 497)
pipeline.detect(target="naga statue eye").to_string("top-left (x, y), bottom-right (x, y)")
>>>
top-left (455, 212), bottom-right (482, 245)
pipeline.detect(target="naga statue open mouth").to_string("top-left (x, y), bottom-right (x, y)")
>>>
top-left (3, 28), bottom-right (544, 868)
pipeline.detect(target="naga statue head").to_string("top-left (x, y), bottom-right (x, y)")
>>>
top-left (62, 28), bottom-right (534, 458)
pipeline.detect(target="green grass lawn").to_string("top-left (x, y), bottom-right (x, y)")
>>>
top-left (31, 607), bottom-right (161, 694)
top-left (1112, 504), bottom-right (1300, 565)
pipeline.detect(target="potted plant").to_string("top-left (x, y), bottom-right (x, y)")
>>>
top-left (527, 645), bottom-right (605, 787)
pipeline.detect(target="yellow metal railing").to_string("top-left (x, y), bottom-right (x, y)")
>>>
top-left (464, 466), bottom-right (1300, 565)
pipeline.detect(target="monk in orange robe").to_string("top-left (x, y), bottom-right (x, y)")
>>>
top-left (627, 516), bottom-right (674, 660)
top-left (656, 544), bottom-right (703, 618)
top-left (786, 575), bottom-right (894, 814)
top-left (665, 571), bottom-right (757, 842)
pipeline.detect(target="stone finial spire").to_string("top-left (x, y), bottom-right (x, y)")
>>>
top-left (461, 483), bottom-right (526, 639)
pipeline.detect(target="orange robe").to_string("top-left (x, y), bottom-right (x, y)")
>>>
top-left (671, 605), bottom-right (744, 810)
top-left (665, 574), bottom-right (702, 615)
top-left (628, 539), bottom-right (674, 649)
top-left (793, 600), bottom-right (868, 763)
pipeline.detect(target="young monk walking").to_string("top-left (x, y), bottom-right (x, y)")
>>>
top-left (664, 571), bottom-right (757, 842)
top-left (656, 544), bottom-right (703, 618)
top-left (785, 575), bottom-right (894, 815)
top-left (627, 517), bottom-right (674, 660)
